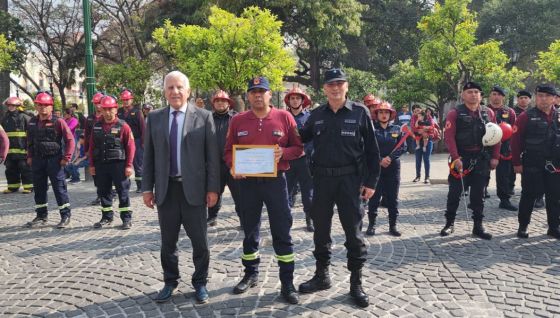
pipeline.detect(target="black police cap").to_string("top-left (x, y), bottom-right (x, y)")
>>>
top-left (491, 85), bottom-right (506, 96)
top-left (536, 84), bottom-right (557, 96)
top-left (517, 90), bottom-right (532, 98)
top-left (463, 81), bottom-right (482, 92)
top-left (324, 68), bottom-right (347, 84)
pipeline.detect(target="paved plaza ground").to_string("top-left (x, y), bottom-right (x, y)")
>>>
top-left (1, 153), bottom-right (559, 317)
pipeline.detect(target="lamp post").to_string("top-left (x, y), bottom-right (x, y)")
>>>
top-left (509, 48), bottom-right (520, 107)
top-left (83, 0), bottom-right (96, 115)
top-left (46, 73), bottom-right (54, 98)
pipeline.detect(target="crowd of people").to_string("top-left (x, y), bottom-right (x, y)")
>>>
top-left (1, 68), bottom-right (559, 308)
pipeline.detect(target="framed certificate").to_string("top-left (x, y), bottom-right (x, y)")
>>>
top-left (232, 145), bottom-right (277, 177)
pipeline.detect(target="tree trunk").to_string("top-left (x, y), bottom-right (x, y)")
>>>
top-left (0, 0), bottom-right (9, 121)
top-left (232, 94), bottom-right (245, 112)
top-left (310, 46), bottom-right (320, 93)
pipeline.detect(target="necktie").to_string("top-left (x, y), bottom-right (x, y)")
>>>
top-left (170, 111), bottom-right (179, 176)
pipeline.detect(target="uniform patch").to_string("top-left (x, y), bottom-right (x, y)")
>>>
top-left (315, 120), bottom-right (324, 125)
top-left (341, 130), bottom-right (356, 137)
top-left (512, 125), bottom-right (518, 133)
top-left (111, 128), bottom-right (119, 135)
top-left (503, 113), bottom-right (509, 118)
top-left (391, 133), bottom-right (399, 138)
top-left (273, 130), bottom-right (284, 137)
top-left (344, 119), bottom-right (357, 124)
top-left (237, 131), bottom-right (249, 137)
top-left (45, 122), bottom-right (53, 127)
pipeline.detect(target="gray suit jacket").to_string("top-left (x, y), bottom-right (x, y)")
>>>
top-left (143, 103), bottom-right (220, 206)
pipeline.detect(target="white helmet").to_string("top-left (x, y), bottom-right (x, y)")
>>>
top-left (482, 122), bottom-right (503, 146)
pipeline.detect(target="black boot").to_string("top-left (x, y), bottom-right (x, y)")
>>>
top-left (440, 219), bottom-right (455, 236)
top-left (233, 273), bottom-right (258, 294)
top-left (499, 199), bottom-right (517, 211)
top-left (366, 214), bottom-right (376, 236)
top-left (389, 219), bottom-right (401, 237)
top-left (517, 224), bottom-right (529, 238)
top-left (472, 219), bottom-right (492, 240)
top-left (305, 217), bottom-right (314, 232)
top-left (135, 181), bottom-right (142, 193)
top-left (349, 269), bottom-right (369, 308)
top-left (280, 282), bottom-right (299, 304)
top-left (298, 266), bottom-right (332, 293)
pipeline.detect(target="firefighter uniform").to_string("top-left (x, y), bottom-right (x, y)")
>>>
top-left (512, 84), bottom-right (560, 239)
top-left (440, 82), bottom-right (501, 240)
top-left (117, 89), bottom-right (144, 192)
top-left (26, 92), bottom-right (75, 228)
top-left (367, 102), bottom-right (405, 237)
top-left (298, 69), bottom-right (380, 308)
top-left (90, 95), bottom-right (136, 230)
top-left (2, 97), bottom-right (33, 193)
top-left (224, 77), bottom-right (303, 304)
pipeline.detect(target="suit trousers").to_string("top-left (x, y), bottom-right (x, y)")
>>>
top-left (157, 180), bottom-right (209, 288)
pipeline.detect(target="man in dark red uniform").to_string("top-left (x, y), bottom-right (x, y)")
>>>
top-left (89, 95), bottom-right (135, 229)
top-left (117, 89), bottom-right (144, 192)
top-left (440, 82), bottom-right (500, 240)
top-left (487, 86), bottom-right (517, 210)
top-left (25, 91), bottom-right (75, 228)
top-left (511, 84), bottom-right (560, 239)
top-left (224, 76), bottom-right (303, 304)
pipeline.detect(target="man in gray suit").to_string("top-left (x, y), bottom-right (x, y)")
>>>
top-left (143, 70), bottom-right (220, 304)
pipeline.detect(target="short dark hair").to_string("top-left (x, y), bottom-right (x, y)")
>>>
top-left (412, 104), bottom-right (421, 111)
top-left (65, 108), bottom-right (73, 115)
top-left (71, 103), bottom-right (79, 109)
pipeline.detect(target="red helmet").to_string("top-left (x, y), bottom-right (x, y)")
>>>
top-left (211, 90), bottom-right (234, 107)
top-left (363, 94), bottom-right (382, 107)
top-left (499, 122), bottom-right (513, 142)
top-left (373, 101), bottom-right (396, 120)
top-left (3, 96), bottom-right (23, 106)
top-left (100, 95), bottom-right (118, 108)
top-left (34, 92), bottom-right (54, 106)
top-left (92, 92), bottom-right (105, 104)
top-left (120, 89), bottom-right (133, 101)
top-left (284, 85), bottom-right (311, 108)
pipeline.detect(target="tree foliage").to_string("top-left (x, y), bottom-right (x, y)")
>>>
top-left (153, 6), bottom-right (296, 110)
top-left (0, 34), bottom-right (16, 71)
top-left (536, 40), bottom-right (560, 85)
top-left (345, 67), bottom-right (381, 103)
top-left (0, 10), bottom-right (27, 71)
top-left (96, 57), bottom-right (153, 101)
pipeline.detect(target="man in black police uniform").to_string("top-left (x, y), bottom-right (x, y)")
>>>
top-left (512, 84), bottom-right (560, 239)
top-left (440, 82), bottom-right (500, 240)
top-left (298, 68), bottom-right (380, 308)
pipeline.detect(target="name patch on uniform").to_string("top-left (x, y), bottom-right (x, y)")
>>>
top-left (273, 130), bottom-right (284, 137)
top-left (111, 128), bottom-right (119, 134)
top-left (391, 133), bottom-right (399, 138)
top-left (344, 119), bottom-right (357, 124)
top-left (502, 113), bottom-right (509, 118)
top-left (315, 120), bottom-right (324, 125)
top-left (45, 123), bottom-right (53, 127)
top-left (237, 131), bottom-right (249, 137)
top-left (341, 130), bottom-right (356, 137)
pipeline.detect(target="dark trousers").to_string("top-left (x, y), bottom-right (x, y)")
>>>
top-left (286, 156), bottom-right (313, 216)
top-left (32, 156), bottom-right (70, 218)
top-left (158, 180), bottom-right (209, 288)
top-left (368, 162), bottom-right (400, 222)
top-left (238, 174), bottom-right (294, 284)
top-left (311, 174), bottom-right (366, 271)
top-left (445, 161), bottom-right (489, 222)
top-left (518, 167), bottom-right (560, 229)
top-left (208, 163), bottom-right (240, 220)
top-left (495, 159), bottom-right (514, 200)
top-left (95, 161), bottom-right (131, 221)
top-left (415, 140), bottom-right (433, 178)
top-left (5, 157), bottom-right (33, 190)
top-left (133, 138), bottom-right (143, 184)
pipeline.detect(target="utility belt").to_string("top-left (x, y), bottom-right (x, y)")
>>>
top-left (313, 164), bottom-right (357, 177)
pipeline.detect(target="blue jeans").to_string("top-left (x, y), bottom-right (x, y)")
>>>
top-left (66, 160), bottom-right (89, 182)
top-left (415, 139), bottom-right (433, 178)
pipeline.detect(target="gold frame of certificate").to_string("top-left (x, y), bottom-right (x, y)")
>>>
top-left (232, 145), bottom-right (277, 177)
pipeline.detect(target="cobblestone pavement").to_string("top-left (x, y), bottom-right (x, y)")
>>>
top-left (1, 153), bottom-right (560, 318)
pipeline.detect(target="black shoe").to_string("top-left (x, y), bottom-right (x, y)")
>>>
top-left (412, 176), bottom-right (420, 182)
top-left (207, 217), bottom-right (217, 227)
top-left (424, 178), bottom-right (430, 184)
top-left (350, 270), bottom-right (369, 308)
top-left (534, 198), bottom-right (545, 209)
top-left (94, 218), bottom-right (113, 228)
top-left (56, 216), bottom-right (70, 228)
top-left (281, 283), bottom-right (299, 304)
top-left (366, 223), bottom-right (375, 236)
top-left (389, 224), bottom-right (401, 237)
top-left (90, 197), bottom-right (101, 205)
top-left (440, 222), bottom-right (454, 237)
top-left (121, 220), bottom-right (132, 230)
top-left (305, 218), bottom-right (314, 232)
top-left (25, 216), bottom-right (48, 228)
top-left (517, 225), bottom-right (529, 238)
top-left (472, 221), bottom-right (492, 240)
top-left (499, 200), bottom-right (518, 211)
top-left (233, 274), bottom-right (258, 294)
top-left (299, 271), bottom-right (332, 293)
top-left (194, 285), bottom-right (209, 304)
top-left (154, 285), bottom-right (176, 303)
top-left (547, 228), bottom-right (560, 239)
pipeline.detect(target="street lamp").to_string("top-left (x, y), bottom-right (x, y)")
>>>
top-left (46, 73), bottom-right (54, 98)
top-left (509, 48), bottom-right (520, 107)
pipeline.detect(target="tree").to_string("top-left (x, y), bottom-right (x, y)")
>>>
top-left (96, 57), bottom-right (153, 101)
top-left (385, 59), bottom-right (436, 108)
top-left (11, 0), bottom-right (97, 107)
top-left (0, 8), bottom-right (27, 109)
top-left (536, 40), bottom-right (560, 85)
top-left (0, 34), bottom-right (16, 71)
top-left (345, 67), bottom-right (381, 102)
top-left (153, 5), bottom-right (296, 111)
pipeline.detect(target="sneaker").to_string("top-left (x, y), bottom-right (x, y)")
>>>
top-left (94, 218), bottom-right (113, 228)
top-left (25, 217), bottom-right (48, 228)
top-left (424, 178), bottom-right (430, 184)
top-left (412, 176), bottom-right (421, 182)
top-left (56, 216), bottom-right (71, 228)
